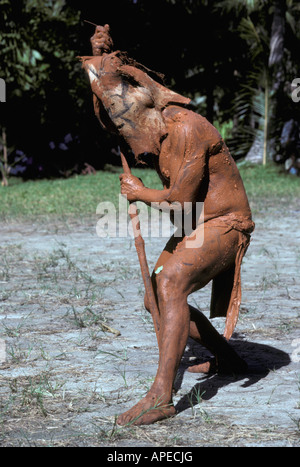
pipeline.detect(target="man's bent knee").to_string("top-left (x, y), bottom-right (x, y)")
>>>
top-left (156, 272), bottom-right (185, 304)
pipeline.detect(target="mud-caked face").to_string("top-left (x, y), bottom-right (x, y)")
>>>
top-left (87, 62), bottom-right (166, 157)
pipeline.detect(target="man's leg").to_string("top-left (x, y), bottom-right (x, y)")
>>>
top-left (188, 305), bottom-right (248, 373)
top-left (117, 225), bottom-right (245, 426)
top-left (116, 272), bottom-right (190, 426)
top-left (146, 232), bottom-right (247, 374)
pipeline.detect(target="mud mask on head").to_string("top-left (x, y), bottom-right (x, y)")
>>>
top-left (82, 55), bottom-right (190, 158)
top-left (101, 78), bottom-right (167, 157)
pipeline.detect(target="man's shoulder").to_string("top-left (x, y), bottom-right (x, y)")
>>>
top-left (163, 106), bottom-right (221, 142)
top-left (162, 105), bottom-right (198, 122)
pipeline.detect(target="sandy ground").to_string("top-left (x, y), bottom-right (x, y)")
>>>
top-left (0, 207), bottom-right (299, 447)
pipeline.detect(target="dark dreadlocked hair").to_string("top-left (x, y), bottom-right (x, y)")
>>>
top-left (116, 51), bottom-right (165, 85)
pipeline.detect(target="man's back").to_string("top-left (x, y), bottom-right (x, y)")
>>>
top-left (160, 106), bottom-right (253, 225)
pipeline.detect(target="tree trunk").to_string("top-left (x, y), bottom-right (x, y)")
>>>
top-left (268, 0), bottom-right (286, 160)
top-left (269, 0), bottom-right (285, 70)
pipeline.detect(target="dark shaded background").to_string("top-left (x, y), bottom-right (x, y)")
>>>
top-left (1, 0), bottom-right (300, 179)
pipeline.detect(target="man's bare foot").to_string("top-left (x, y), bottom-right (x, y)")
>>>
top-left (116, 392), bottom-right (176, 426)
top-left (188, 355), bottom-right (248, 375)
top-left (187, 359), bottom-right (215, 374)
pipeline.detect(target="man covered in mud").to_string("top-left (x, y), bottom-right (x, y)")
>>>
top-left (81, 25), bottom-right (255, 426)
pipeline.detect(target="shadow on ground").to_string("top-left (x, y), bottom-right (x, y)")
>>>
top-left (175, 335), bottom-right (291, 413)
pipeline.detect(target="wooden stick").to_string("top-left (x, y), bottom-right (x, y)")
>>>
top-left (120, 151), bottom-right (160, 338)
top-left (83, 20), bottom-right (98, 27)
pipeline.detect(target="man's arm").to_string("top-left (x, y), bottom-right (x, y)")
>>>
top-left (87, 25), bottom-right (121, 133)
top-left (90, 24), bottom-right (114, 56)
top-left (120, 124), bottom-right (209, 208)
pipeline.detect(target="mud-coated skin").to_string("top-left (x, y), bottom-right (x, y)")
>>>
top-left (81, 26), bottom-right (254, 426)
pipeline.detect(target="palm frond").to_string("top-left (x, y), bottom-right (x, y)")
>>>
top-left (229, 69), bottom-right (272, 163)
top-left (238, 16), bottom-right (269, 61)
top-left (214, 0), bottom-right (260, 14)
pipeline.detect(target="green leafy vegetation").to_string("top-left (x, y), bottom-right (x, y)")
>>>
top-left (0, 163), bottom-right (298, 221)
top-left (1, 0), bottom-right (300, 182)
